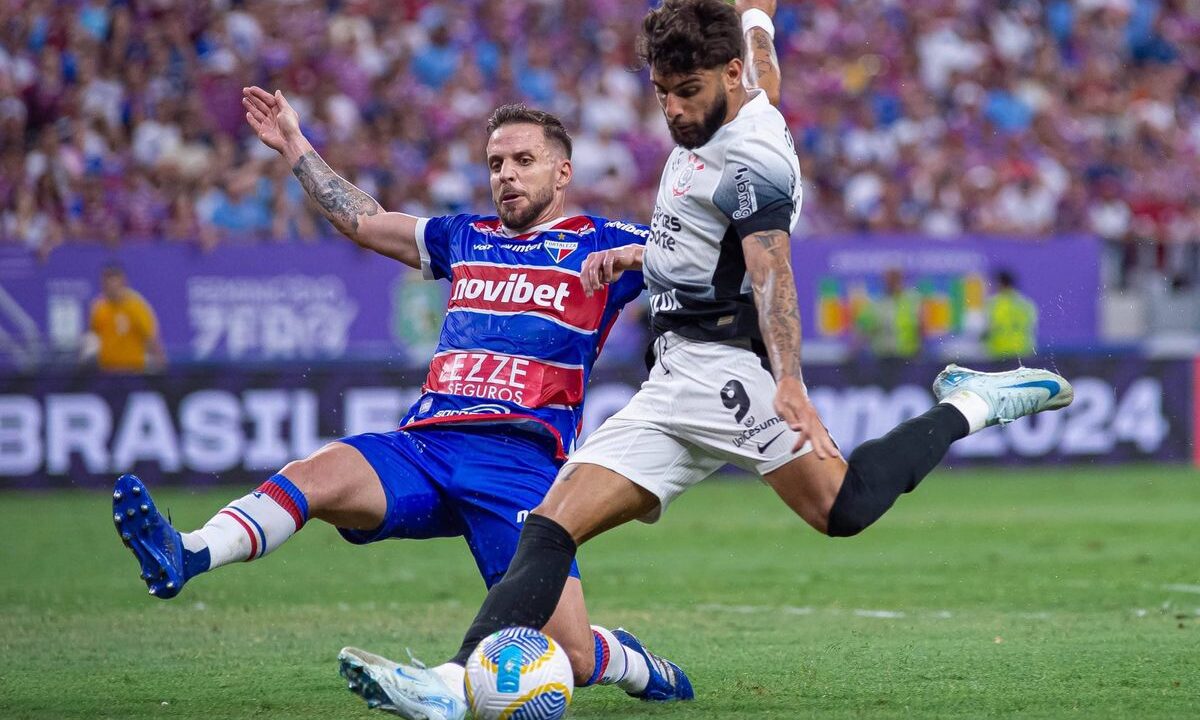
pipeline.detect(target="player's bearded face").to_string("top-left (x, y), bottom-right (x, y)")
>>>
top-left (486, 126), bottom-right (562, 231)
top-left (654, 68), bottom-right (730, 150)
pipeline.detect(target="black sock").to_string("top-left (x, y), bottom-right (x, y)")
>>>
top-left (827, 403), bottom-right (968, 537)
top-left (450, 514), bottom-right (577, 666)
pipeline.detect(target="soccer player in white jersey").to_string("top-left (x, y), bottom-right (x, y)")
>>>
top-left (363, 0), bottom-right (1073, 714)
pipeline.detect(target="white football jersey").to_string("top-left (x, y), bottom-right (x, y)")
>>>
top-left (644, 90), bottom-right (803, 351)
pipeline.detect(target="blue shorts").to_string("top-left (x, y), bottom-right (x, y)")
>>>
top-left (337, 426), bottom-right (580, 588)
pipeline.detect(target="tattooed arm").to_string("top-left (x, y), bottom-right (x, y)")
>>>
top-left (736, 0), bottom-right (781, 106)
top-left (744, 229), bottom-right (801, 382)
top-left (242, 86), bottom-right (421, 267)
top-left (287, 149), bottom-right (420, 265)
top-left (743, 228), bottom-right (839, 459)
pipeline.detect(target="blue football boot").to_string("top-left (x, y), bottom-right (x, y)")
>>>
top-left (612, 628), bottom-right (694, 702)
top-left (112, 474), bottom-right (206, 599)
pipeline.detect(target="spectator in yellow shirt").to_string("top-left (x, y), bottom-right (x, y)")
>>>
top-left (89, 265), bottom-right (166, 373)
top-left (985, 270), bottom-right (1038, 360)
top-left (856, 268), bottom-right (923, 359)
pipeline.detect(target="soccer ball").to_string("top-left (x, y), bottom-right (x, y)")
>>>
top-left (464, 627), bottom-right (574, 720)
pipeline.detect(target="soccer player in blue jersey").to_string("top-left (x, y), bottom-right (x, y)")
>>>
top-left (111, 88), bottom-right (687, 719)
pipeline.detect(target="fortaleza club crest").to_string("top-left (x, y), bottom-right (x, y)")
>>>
top-left (544, 233), bottom-right (578, 263)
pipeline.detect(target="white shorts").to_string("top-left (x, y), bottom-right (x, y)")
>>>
top-left (564, 332), bottom-right (816, 522)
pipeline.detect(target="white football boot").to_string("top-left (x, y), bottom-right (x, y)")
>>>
top-left (338, 647), bottom-right (466, 720)
top-left (933, 363), bottom-right (1073, 432)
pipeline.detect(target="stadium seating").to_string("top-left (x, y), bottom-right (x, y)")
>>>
top-left (2, 1), bottom-right (1197, 287)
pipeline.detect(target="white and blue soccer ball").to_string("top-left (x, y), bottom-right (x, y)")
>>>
top-left (464, 627), bottom-right (574, 720)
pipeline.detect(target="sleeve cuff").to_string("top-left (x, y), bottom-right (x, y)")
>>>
top-left (413, 217), bottom-right (434, 280)
top-left (741, 8), bottom-right (775, 40)
top-left (731, 201), bottom-right (793, 239)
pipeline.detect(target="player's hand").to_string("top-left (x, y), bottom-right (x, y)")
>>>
top-left (580, 245), bottom-right (644, 297)
top-left (775, 376), bottom-right (839, 459)
top-left (736, 0), bottom-right (776, 16)
top-left (242, 86), bottom-right (303, 154)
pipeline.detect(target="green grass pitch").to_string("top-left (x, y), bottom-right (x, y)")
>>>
top-left (2, 465), bottom-right (1198, 719)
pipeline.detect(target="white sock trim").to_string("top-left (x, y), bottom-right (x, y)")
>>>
top-left (181, 531), bottom-right (207, 554)
top-left (940, 390), bottom-right (990, 435)
top-left (619, 644), bottom-right (650, 694)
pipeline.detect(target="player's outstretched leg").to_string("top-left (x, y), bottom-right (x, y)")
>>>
top-left (771, 363), bottom-right (1073, 538)
top-left (112, 442), bottom-right (385, 599)
top-left (830, 362), bottom-right (1072, 536)
top-left (112, 471), bottom-right (312, 599)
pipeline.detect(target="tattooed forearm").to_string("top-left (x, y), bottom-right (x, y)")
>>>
top-left (745, 229), bottom-right (802, 381)
top-left (291, 151), bottom-right (382, 239)
top-left (744, 27), bottom-right (781, 103)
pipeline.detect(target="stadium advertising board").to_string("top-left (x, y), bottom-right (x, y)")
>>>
top-left (0, 236), bottom-right (1099, 369)
top-left (0, 355), bottom-right (1190, 488)
top-left (794, 235), bottom-right (1100, 349)
top-left (0, 243), bottom-right (445, 369)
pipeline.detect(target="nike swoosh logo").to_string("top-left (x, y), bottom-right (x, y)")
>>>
top-left (418, 696), bottom-right (458, 715)
top-left (393, 667), bottom-right (427, 684)
top-left (757, 432), bottom-right (786, 454)
top-left (1003, 379), bottom-right (1060, 398)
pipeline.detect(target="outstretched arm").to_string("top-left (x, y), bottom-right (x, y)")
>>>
top-left (743, 229), bottom-right (838, 459)
top-left (579, 244), bottom-right (643, 296)
top-left (242, 86), bottom-right (421, 268)
top-left (737, 0), bottom-right (781, 106)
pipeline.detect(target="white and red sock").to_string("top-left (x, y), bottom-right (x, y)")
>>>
top-left (586, 625), bottom-right (649, 694)
top-left (181, 474), bottom-right (310, 571)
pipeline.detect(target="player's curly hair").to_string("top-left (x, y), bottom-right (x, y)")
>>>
top-left (637, 0), bottom-right (744, 76)
top-left (486, 104), bottom-right (573, 159)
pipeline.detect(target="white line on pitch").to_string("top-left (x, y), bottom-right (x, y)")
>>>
top-left (697, 603), bottom-right (922, 619)
top-left (854, 609), bottom-right (906, 619)
top-left (694, 604), bottom-right (1200, 621)
top-left (695, 603), bottom-right (813, 615)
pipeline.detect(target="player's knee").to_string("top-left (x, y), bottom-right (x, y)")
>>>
top-left (279, 443), bottom-right (356, 506)
top-left (278, 458), bottom-right (313, 490)
top-left (824, 468), bottom-right (879, 538)
top-left (279, 451), bottom-right (323, 492)
top-left (825, 508), bottom-right (867, 538)
top-left (825, 468), bottom-right (864, 535)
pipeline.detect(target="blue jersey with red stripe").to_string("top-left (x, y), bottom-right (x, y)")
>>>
top-left (400, 214), bottom-right (648, 459)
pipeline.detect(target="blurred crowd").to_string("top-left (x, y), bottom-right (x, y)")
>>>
top-left (2, 0), bottom-right (1200, 284)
